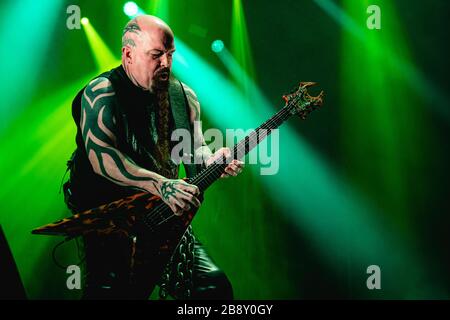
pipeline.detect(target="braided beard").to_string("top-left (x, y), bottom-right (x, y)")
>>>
top-left (154, 90), bottom-right (174, 177)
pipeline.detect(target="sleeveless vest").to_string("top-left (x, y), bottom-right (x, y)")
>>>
top-left (66, 65), bottom-right (201, 211)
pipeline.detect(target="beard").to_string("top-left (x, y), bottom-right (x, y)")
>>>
top-left (150, 67), bottom-right (171, 93)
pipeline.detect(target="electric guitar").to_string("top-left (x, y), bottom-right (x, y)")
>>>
top-left (32, 82), bottom-right (324, 286)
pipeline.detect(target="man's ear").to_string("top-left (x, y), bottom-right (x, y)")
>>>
top-left (122, 46), bottom-right (133, 64)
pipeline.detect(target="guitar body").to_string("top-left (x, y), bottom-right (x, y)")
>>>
top-left (33, 192), bottom-right (200, 297)
top-left (32, 192), bottom-right (197, 237)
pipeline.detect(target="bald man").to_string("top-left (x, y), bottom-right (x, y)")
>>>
top-left (63, 15), bottom-right (243, 299)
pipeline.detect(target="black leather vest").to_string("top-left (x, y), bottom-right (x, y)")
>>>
top-left (66, 65), bottom-right (199, 211)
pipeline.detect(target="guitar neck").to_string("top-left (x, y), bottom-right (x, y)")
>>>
top-left (190, 103), bottom-right (295, 192)
top-left (140, 82), bottom-right (322, 234)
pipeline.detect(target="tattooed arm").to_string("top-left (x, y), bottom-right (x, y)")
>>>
top-left (81, 77), bottom-right (200, 215)
top-left (182, 83), bottom-right (244, 177)
top-left (182, 83), bottom-right (212, 166)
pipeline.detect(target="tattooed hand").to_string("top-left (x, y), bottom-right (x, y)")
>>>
top-left (158, 179), bottom-right (201, 216)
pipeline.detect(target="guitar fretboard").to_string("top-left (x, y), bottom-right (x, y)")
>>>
top-left (190, 103), bottom-right (295, 192)
top-left (142, 101), bottom-right (297, 231)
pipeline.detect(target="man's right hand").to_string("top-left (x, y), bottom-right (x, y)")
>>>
top-left (157, 179), bottom-right (201, 216)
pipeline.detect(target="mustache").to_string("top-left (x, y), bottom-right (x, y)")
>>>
top-left (152, 68), bottom-right (171, 92)
top-left (154, 68), bottom-right (170, 77)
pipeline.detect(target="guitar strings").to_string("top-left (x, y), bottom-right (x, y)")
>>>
top-left (144, 101), bottom-right (296, 228)
top-left (143, 97), bottom-right (299, 229)
top-left (142, 96), bottom-right (303, 229)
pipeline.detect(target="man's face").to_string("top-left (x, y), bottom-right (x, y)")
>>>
top-left (128, 27), bottom-right (175, 92)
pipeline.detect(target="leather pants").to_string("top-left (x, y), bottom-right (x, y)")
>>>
top-left (80, 231), bottom-right (233, 300)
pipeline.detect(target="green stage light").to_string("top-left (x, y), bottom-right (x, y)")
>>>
top-left (231, 0), bottom-right (255, 86)
top-left (146, 0), bottom-right (169, 21)
top-left (308, 0), bottom-right (445, 297)
top-left (81, 17), bottom-right (89, 25)
top-left (0, 0), bottom-right (64, 134)
top-left (0, 73), bottom-right (97, 299)
top-left (213, 41), bottom-right (445, 297)
top-left (314, 0), bottom-right (449, 120)
top-left (211, 40), bottom-right (225, 53)
top-left (81, 20), bottom-right (120, 71)
top-left (124, 1), bottom-right (139, 17)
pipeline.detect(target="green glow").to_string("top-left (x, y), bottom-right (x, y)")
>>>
top-left (0, 0), bottom-right (64, 134)
top-left (124, 2), bottom-right (138, 17)
top-left (212, 42), bottom-right (445, 297)
top-left (330, 0), bottom-right (442, 297)
top-left (173, 39), bottom-right (256, 129)
top-left (231, 0), bottom-right (255, 95)
top-left (146, 0), bottom-right (170, 22)
top-left (314, 0), bottom-right (449, 120)
top-left (314, 0), bottom-right (364, 40)
top-left (338, 0), bottom-right (428, 235)
top-left (211, 40), bottom-right (225, 53)
top-left (82, 20), bottom-right (119, 72)
top-left (0, 74), bottom-right (96, 299)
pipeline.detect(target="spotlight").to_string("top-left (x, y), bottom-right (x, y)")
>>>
top-left (81, 17), bottom-right (89, 25)
top-left (211, 40), bottom-right (224, 53)
top-left (124, 2), bottom-right (139, 17)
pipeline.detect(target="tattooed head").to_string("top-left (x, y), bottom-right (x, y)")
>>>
top-left (121, 15), bottom-right (175, 93)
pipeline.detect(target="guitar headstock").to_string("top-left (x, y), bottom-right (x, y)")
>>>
top-left (282, 82), bottom-right (324, 119)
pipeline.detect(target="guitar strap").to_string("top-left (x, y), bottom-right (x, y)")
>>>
top-left (168, 79), bottom-right (202, 179)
